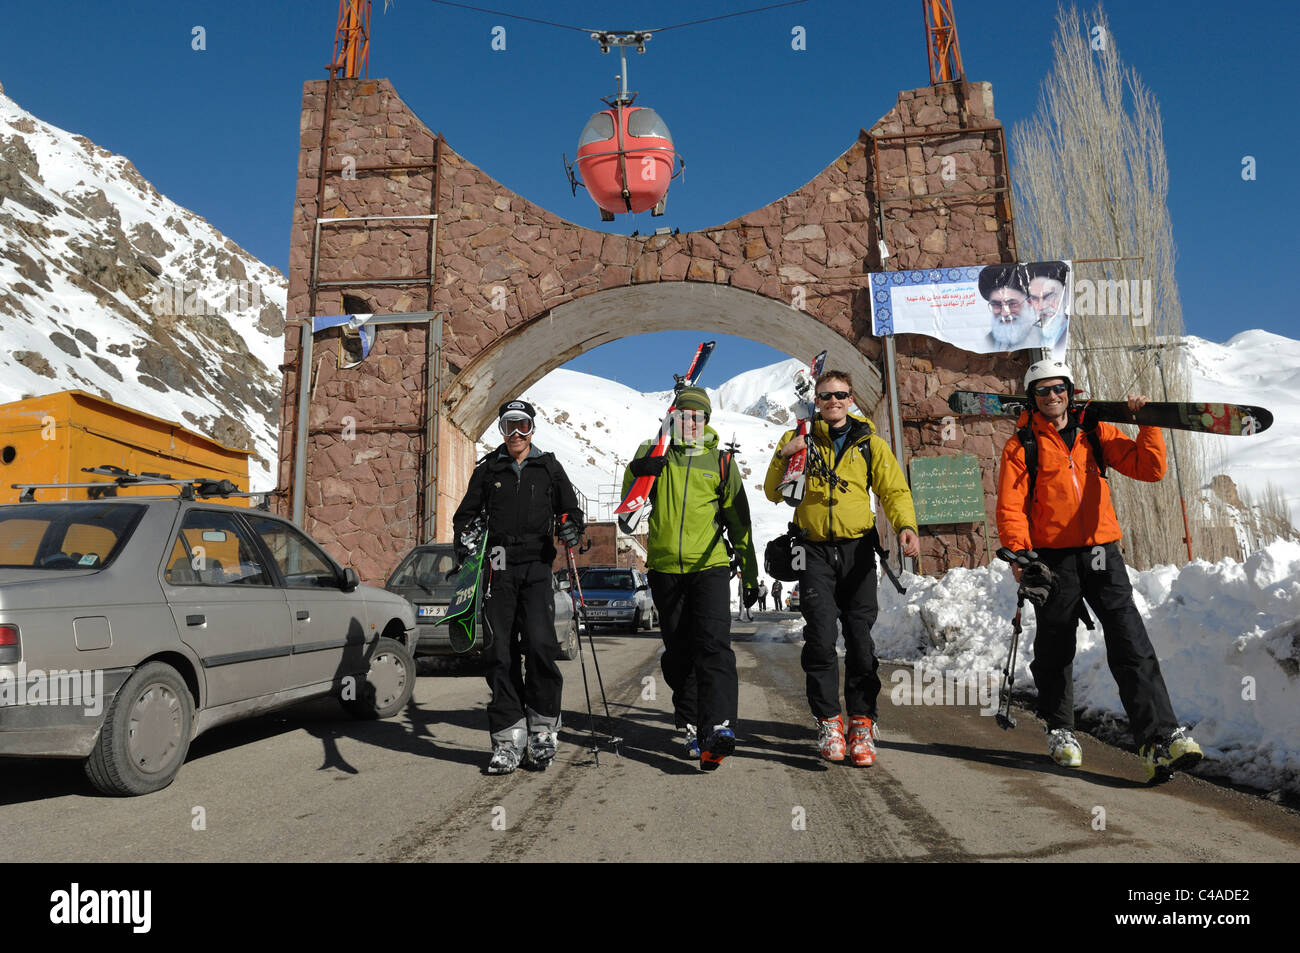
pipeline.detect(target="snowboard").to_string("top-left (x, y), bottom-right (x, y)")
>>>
top-left (437, 519), bottom-right (489, 653)
top-left (615, 340), bottom-right (716, 534)
top-left (947, 391), bottom-right (1273, 436)
top-left (776, 349), bottom-right (829, 505)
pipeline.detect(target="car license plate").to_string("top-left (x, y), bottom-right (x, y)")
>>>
top-left (418, 605), bottom-right (448, 619)
top-left (585, 609), bottom-right (611, 618)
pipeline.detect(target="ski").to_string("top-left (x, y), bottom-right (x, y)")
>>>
top-left (776, 349), bottom-right (828, 505)
top-left (947, 391), bottom-right (1273, 436)
top-left (615, 340), bottom-right (716, 534)
top-left (437, 516), bottom-right (489, 652)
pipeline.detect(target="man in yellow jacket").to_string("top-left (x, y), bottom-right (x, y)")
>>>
top-left (764, 370), bottom-right (920, 766)
top-left (622, 387), bottom-right (758, 771)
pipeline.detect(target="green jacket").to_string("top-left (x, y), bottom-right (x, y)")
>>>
top-left (622, 426), bottom-right (758, 583)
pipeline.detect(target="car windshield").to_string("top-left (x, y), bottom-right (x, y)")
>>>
top-left (580, 570), bottom-right (635, 590)
top-left (0, 503), bottom-right (146, 569)
top-left (389, 549), bottom-right (456, 589)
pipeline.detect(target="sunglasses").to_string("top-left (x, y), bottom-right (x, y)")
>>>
top-left (499, 417), bottom-right (534, 437)
top-left (1033, 384), bottom-right (1070, 397)
top-left (988, 298), bottom-right (1025, 314)
top-left (816, 391), bottom-right (851, 401)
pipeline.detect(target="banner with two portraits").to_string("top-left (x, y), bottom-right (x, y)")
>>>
top-left (869, 261), bottom-right (1072, 360)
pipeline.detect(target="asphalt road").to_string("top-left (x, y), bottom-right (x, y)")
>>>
top-left (4, 612), bottom-right (1299, 863)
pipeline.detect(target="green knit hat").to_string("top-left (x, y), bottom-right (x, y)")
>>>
top-left (675, 386), bottom-right (711, 417)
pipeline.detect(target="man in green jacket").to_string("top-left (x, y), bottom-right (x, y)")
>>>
top-left (764, 370), bottom-right (920, 766)
top-left (622, 386), bottom-right (758, 771)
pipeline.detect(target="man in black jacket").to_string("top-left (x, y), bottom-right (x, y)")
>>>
top-left (452, 399), bottom-right (584, 775)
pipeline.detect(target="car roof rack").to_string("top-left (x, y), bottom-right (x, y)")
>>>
top-left (12, 465), bottom-right (266, 503)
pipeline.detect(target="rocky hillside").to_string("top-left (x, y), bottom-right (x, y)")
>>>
top-left (0, 83), bottom-right (286, 481)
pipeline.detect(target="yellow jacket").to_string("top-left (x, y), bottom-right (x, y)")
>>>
top-left (763, 414), bottom-right (917, 542)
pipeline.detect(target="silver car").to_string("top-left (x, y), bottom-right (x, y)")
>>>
top-left (0, 496), bottom-right (417, 796)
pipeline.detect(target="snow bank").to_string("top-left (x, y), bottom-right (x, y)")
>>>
top-left (870, 542), bottom-right (1300, 795)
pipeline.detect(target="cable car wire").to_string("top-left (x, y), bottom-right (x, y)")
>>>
top-left (424, 0), bottom-right (811, 35)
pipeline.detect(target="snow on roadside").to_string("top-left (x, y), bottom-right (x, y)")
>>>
top-left (868, 542), bottom-right (1300, 796)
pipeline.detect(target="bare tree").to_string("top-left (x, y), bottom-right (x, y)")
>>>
top-left (1010, 3), bottom-right (1225, 568)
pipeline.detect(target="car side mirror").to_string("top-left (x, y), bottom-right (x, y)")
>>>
top-left (341, 567), bottom-right (359, 592)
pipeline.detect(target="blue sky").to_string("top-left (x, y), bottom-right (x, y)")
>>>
top-left (4, 0), bottom-right (1296, 391)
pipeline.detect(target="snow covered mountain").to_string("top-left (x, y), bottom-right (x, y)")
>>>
top-left (0, 88), bottom-right (286, 480)
top-left (1182, 331), bottom-right (1300, 526)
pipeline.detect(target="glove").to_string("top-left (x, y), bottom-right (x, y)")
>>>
top-left (557, 518), bottom-right (582, 549)
top-left (629, 453), bottom-right (667, 478)
top-left (1018, 560), bottom-right (1055, 609)
top-left (743, 585), bottom-right (760, 609)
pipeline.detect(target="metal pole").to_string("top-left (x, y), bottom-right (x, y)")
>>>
top-left (292, 320), bottom-right (314, 527)
top-left (883, 334), bottom-right (913, 574)
top-left (1154, 350), bottom-right (1195, 562)
top-left (424, 315), bottom-right (443, 543)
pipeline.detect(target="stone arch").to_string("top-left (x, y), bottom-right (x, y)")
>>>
top-left (444, 282), bottom-right (884, 442)
top-left (281, 76), bottom-right (1025, 584)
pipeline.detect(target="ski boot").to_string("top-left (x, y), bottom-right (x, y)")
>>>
top-left (1046, 727), bottom-right (1083, 767)
top-left (816, 714), bottom-right (846, 763)
top-left (847, 715), bottom-right (877, 767)
top-left (682, 723), bottom-right (701, 760)
top-left (1140, 727), bottom-right (1203, 784)
top-left (700, 722), bottom-right (735, 771)
top-left (526, 726), bottom-right (559, 771)
top-left (488, 727), bottom-right (526, 775)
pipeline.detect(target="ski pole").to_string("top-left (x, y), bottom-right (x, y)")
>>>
top-left (561, 517), bottom-right (622, 762)
top-left (994, 547), bottom-right (1036, 730)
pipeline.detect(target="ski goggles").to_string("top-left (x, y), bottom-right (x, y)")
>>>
top-left (816, 391), bottom-right (851, 401)
top-left (1032, 384), bottom-right (1070, 397)
top-left (499, 414), bottom-right (534, 437)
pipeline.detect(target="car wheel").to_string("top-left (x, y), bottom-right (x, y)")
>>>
top-left (559, 616), bottom-right (580, 660)
top-left (85, 661), bottom-right (193, 797)
top-left (342, 636), bottom-right (415, 719)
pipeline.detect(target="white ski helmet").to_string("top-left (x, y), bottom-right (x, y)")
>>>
top-left (1024, 359), bottom-right (1073, 394)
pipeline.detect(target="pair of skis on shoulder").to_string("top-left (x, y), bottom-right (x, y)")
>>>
top-left (614, 340), bottom-right (717, 534)
top-left (947, 391), bottom-right (1273, 435)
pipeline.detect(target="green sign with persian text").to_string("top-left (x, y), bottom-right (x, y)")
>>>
top-left (909, 453), bottom-right (986, 526)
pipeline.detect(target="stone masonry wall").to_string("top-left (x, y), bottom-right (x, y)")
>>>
top-left (283, 77), bottom-right (1026, 583)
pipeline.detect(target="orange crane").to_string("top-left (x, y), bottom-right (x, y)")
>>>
top-left (332, 0), bottom-right (373, 78)
top-left (923, 0), bottom-right (965, 84)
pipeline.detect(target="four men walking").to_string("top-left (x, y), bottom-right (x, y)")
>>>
top-left (449, 361), bottom-right (1201, 785)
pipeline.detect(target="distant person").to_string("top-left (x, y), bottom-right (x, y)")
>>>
top-left (1026, 260), bottom-right (1070, 353)
top-left (772, 580), bottom-right (783, 611)
top-left (452, 400), bottom-right (584, 776)
top-left (996, 359), bottom-right (1203, 782)
top-left (621, 387), bottom-right (758, 771)
top-left (757, 580), bottom-right (768, 612)
top-left (979, 264), bottom-right (1037, 351)
top-left (763, 370), bottom-right (919, 767)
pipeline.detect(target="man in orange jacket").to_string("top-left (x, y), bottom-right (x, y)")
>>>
top-left (995, 359), bottom-right (1202, 784)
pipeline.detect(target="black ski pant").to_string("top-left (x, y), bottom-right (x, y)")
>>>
top-left (482, 559), bottom-right (562, 735)
top-left (1029, 542), bottom-right (1178, 747)
top-left (798, 536), bottom-right (880, 720)
top-left (648, 566), bottom-right (737, 734)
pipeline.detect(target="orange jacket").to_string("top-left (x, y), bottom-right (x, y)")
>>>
top-left (996, 409), bottom-right (1166, 552)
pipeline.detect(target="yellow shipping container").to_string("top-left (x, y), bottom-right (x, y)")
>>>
top-left (0, 390), bottom-right (251, 506)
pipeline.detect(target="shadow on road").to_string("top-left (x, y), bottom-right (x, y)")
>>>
top-left (884, 739), bottom-right (1148, 789)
